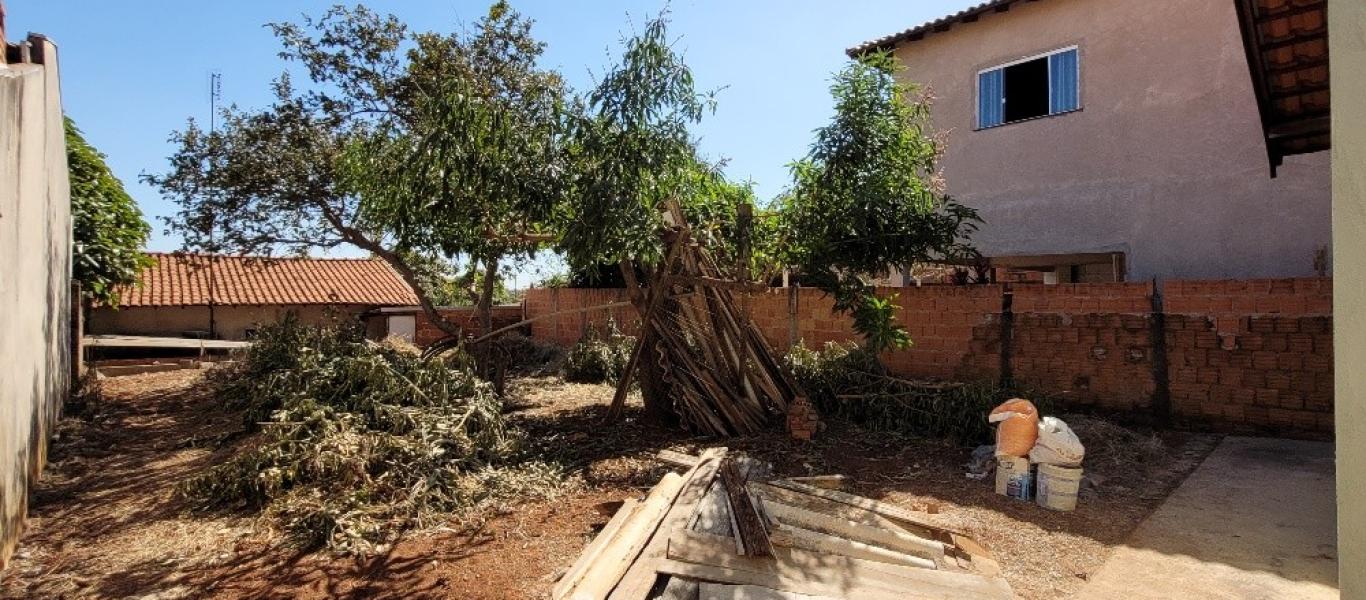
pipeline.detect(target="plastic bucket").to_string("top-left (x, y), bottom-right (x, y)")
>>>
top-left (995, 456), bottom-right (1032, 501)
top-left (1036, 463), bottom-right (1083, 511)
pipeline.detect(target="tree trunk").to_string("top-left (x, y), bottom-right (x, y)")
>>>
top-left (618, 259), bottom-right (677, 426)
top-left (477, 254), bottom-right (500, 335)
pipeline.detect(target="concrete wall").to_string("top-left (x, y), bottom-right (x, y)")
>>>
top-left (0, 35), bottom-right (71, 568)
top-left (89, 304), bottom-right (377, 341)
top-left (890, 0), bottom-right (1331, 280)
top-left (1330, 0), bottom-right (1364, 594)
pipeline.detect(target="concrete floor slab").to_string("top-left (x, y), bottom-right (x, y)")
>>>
top-left (1075, 436), bottom-right (1337, 599)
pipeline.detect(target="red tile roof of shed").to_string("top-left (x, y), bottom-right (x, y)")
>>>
top-left (116, 253), bottom-right (419, 307)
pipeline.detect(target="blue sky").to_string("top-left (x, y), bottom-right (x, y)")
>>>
top-left (7, 1), bottom-right (974, 283)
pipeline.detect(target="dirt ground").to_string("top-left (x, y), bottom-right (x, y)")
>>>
top-left (0, 371), bottom-right (1219, 599)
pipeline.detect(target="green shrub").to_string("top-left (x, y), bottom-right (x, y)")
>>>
top-left (785, 341), bottom-right (1050, 444)
top-left (562, 320), bottom-right (635, 384)
top-left (182, 315), bottom-right (571, 554)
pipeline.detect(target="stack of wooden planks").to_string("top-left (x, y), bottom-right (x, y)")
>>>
top-left (554, 448), bottom-right (1013, 600)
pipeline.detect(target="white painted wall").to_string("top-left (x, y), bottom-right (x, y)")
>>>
top-left (0, 35), bottom-right (71, 567)
top-left (1330, 0), bottom-right (1364, 595)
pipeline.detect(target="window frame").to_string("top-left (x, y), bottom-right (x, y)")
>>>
top-left (975, 45), bottom-right (1082, 130)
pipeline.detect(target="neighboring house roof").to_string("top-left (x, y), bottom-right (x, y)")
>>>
top-left (115, 253), bottom-right (419, 308)
top-left (1234, 0), bottom-right (1329, 176)
top-left (846, 0), bottom-right (1033, 57)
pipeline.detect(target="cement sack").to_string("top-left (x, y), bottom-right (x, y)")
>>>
top-left (988, 398), bottom-right (1039, 457)
top-left (1029, 416), bottom-right (1085, 467)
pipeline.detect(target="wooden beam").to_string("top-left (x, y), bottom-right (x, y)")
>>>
top-left (696, 583), bottom-right (841, 600)
top-left (776, 475), bottom-right (847, 490)
top-left (749, 484), bottom-right (913, 537)
top-left (553, 498), bottom-right (642, 600)
top-left (668, 530), bottom-right (1010, 599)
top-left (765, 480), bottom-right (967, 537)
top-left (608, 448), bottom-right (728, 600)
top-left (657, 449), bottom-right (701, 469)
top-left (567, 473), bottom-right (686, 600)
top-left (768, 522), bottom-right (936, 570)
top-left (761, 500), bottom-right (945, 562)
top-left (721, 459), bottom-right (772, 557)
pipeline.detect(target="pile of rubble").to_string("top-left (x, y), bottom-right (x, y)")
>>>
top-left (554, 448), bottom-right (1013, 600)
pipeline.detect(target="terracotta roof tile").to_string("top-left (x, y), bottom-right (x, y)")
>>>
top-left (115, 253), bottom-right (419, 308)
top-left (846, 0), bottom-right (1028, 57)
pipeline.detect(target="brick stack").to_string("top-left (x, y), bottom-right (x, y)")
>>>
top-left (786, 395), bottom-right (822, 441)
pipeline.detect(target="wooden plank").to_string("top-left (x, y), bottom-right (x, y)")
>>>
top-left (657, 557), bottom-right (1010, 600)
top-left (777, 475), bottom-right (846, 490)
top-left (720, 459), bottom-right (771, 557)
top-left (767, 522), bottom-right (937, 571)
top-left (761, 500), bottom-right (946, 562)
top-left (691, 478), bottom-right (740, 547)
top-left (749, 484), bottom-right (914, 537)
top-left (696, 583), bottom-right (841, 600)
top-left (764, 480), bottom-right (967, 537)
top-left (570, 473), bottom-right (687, 600)
top-left (554, 498), bottom-right (643, 599)
top-left (654, 559), bottom-right (904, 600)
top-left (609, 448), bottom-right (729, 600)
top-left (668, 530), bottom-right (1007, 599)
top-left (658, 577), bottom-right (700, 600)
top-left (658, 449), bottom-right (701, 469)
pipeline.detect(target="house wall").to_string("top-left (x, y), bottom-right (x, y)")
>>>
top-left (0, 35), bottom-right (71, 568)
top-left (89, 304), bottom-right (376, 341)
top-left (1330, 0), bottom-right (1365, 594)
top-left (889, 0), bottom-right (1331, 280)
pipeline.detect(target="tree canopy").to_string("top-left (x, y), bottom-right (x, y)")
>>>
top-left (146, 2), bottom-right (567, 336)
top-left (778, 52), bottom-right (980, 352)
top-left (66, 117), bottom-right (153, 307)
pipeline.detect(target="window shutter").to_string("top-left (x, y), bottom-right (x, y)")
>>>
top-left (1049, 49), bottom-right (1079, 113)
top-left (978, 69), bottom-right (1004, 128)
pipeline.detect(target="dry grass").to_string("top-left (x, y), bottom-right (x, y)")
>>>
top-left (2, 370), bottom-right (1219, 600)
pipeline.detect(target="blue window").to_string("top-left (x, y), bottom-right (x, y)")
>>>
top-left (978, 47), bottom-right (1079, 129)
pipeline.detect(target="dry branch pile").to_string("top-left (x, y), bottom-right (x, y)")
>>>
top-left (553, 448), bottom-right (1013, 600)
top-left (609, 203), bottom-right (802, 436)
top-left (179, 317), bottom-right (571, 553)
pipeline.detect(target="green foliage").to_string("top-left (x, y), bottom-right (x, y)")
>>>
top-left (560, 12), bottom-right (715, 269)
top-left (66, 118), bottom-right (153, 307)
top-left (786, 341), bottom-right (1044, 444)
top-left (562, 320), bottom-right (635, 384)
top-left (405, 252), bottom-right (517, 306)
top-left (183, 314), bottom-right (570, 553)
top-left (145, 3), bottom-right (566, 336)
top-left (778, 53), bottom-right (980, 352)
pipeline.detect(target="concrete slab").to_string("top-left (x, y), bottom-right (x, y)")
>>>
top-left (1075, 436), bottom-right (1337, 599)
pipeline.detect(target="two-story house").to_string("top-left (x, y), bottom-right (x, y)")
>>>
top-left (851, 0), bottom-right (1330, 282)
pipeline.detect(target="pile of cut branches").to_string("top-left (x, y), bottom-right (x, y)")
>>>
top-left (786, 341), bottom-right (1040, 444)
top-left (180, 315), bottom-right (570, 554)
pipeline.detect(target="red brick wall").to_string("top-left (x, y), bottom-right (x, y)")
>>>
top-left (413, 305), bottom-right (524, 346)
top-left (519, 278), bottom-right (1334, 436)
top-left (1163, 278), bottom-right (1332, 435)
top-left (524, 288), bottom-right (639, 346)
top-left (1007, 283), bottom-right (1156, 413)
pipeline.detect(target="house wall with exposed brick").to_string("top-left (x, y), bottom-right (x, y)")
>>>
top-left (520, 278), bottom-right (1333, 437)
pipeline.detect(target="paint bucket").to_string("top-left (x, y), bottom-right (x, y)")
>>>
top-left (1036, 463), bottom-right (1083, 511)
top-left (995, 456), bottom-right (1032, 501)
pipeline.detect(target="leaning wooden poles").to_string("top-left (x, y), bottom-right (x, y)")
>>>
top-left (607, 202), bottom-right (801, 436)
